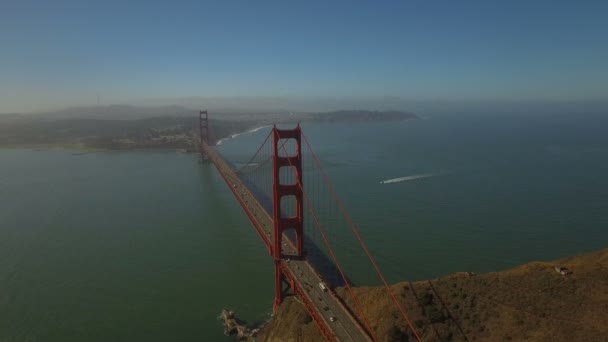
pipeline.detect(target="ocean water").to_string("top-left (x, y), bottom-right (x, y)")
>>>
top-left (1, 112), bottom-right (607, 341)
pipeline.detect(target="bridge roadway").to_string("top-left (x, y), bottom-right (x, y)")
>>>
top-left (204, 146), bottom-right (372, 342)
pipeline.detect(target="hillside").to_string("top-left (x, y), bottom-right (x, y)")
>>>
top-left (0, 116), bottom-right (253, 151)
top-left (254, 248), bottom-right (608, 341)
top-left (0, 108), bottom-right (416, 151)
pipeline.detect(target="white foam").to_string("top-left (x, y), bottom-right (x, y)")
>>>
top-left (380, 173), bottom-right (437, 184)
top-left (235, 162), bottom-right (259, 168)
top-left (215, 126), bottom-right (271, 146)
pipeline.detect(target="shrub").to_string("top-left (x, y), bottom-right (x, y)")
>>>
top-left (420, 292), bottom-right (434, 306)
top-left (425, 307), bottom-right (447, 323)
top-left (388, 326), bottom-right (409, 342)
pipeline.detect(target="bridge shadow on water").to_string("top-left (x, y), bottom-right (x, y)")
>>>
top-left (237, 174), bottom-right (352, 289)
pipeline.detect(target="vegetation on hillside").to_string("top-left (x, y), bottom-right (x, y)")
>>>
top-left (255, 248), bottom-right (608, 341)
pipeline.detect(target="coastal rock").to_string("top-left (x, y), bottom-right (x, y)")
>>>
top-left (218, 309), bottom-right (260, 340)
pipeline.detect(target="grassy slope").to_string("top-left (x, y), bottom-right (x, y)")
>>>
top-left (255, 248), bottom-right (608, 341)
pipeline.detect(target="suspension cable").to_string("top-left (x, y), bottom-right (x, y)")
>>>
top-left (302, 131), bottom-right (422, 341)
top-left (278, 142), bottom-right (379, 342)
top-left (234, 130), bottom-right (272, 173)
top-left (237, 135), bottom-right (290, 175)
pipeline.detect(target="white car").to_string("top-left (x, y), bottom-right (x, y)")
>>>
top-left (329, 316), bottom-right (337, 322)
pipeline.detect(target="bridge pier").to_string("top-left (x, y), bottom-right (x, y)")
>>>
top-left (273, 263), bottom-right (289, 311)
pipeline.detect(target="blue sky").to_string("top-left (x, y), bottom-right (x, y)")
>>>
top-left (1, 0), bottom-right (607, 112)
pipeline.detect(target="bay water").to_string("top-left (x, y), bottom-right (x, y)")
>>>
top-left (1, 111), bottom-right (607, 341)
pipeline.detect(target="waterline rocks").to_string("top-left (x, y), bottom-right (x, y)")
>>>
top-left (218, 309), bottom-right (261, 340)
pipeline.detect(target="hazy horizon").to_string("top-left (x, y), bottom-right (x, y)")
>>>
top-left (2, 96), bottom-right (608, 117)
top-left (2, 1), bottom-right (607, 113)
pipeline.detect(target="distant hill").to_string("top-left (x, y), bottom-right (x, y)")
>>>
top-left (1, 106), bottom-right (416, 122)
top-left (0, 107), bottom-right (416, 150)
top-left (10, 105), bottom-right (195, 121)
top-left (256, 248), bottom-right (608, 341)
top-left (0, 116), bottom-right (252, 151)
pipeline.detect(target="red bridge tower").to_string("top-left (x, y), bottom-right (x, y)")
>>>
top-left (272, 125), bottom-right (305, 311)
top-left (199, 110), bottom-right (209, 159)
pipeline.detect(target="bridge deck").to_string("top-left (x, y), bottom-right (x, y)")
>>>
top-left (204, 146), bottom-right (372, 342)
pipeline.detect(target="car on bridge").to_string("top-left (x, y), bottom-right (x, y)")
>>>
top-left (318, 282), bottom-right (328, 292)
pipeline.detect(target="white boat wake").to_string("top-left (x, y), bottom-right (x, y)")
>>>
top-left (380, 173), bottom-right (438, 184)
top-left (234, 162), bottom-right (259, 168)
top-left (216, 126), bottom-right (271, 146)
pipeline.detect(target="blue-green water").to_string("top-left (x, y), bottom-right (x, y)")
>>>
top-left (1, 112), bottom-right (607, 341)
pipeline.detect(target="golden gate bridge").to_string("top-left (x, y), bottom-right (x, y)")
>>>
top-left (199, 110), bottom-right (422, 341)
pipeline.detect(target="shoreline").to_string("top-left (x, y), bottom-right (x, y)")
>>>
top-left (0, 126), bottom-right (266, 152)
top-left (0, 112), bottom-right (418, 152)
top-left (0, 144), bottom-right (197, 154)
top-left (0, 143), bottom-right (106, 152)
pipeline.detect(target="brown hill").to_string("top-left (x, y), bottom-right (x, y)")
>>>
top-left (254, 248), bottom-right (608, 341)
